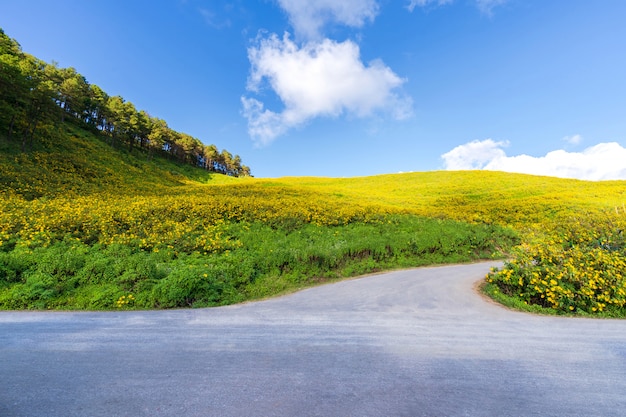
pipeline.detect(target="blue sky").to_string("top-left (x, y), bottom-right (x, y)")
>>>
top-left (2, 0), bottom-right (626, 179)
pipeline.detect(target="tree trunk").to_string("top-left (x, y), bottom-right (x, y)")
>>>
top-left (7, 113), bottom-right (15, 141)
top-left (21, 123), bottom-right (30, 152)
top-left (27, 120), bottom-right (38, 151)
top-left (21, 117), bottom-right (38, 152)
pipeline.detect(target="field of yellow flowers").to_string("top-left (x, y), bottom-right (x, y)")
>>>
top-left (1, 126), bottom-right (625, 313)
top-left (280, 173), bottom-right (626, 317)
top-left (484, 213), bottom-right (626, 316)
top-left (0, 175), bottom-right (520, 309)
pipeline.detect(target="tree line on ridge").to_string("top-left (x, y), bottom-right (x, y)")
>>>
top-left (0, 28), bottom-right (251, 177)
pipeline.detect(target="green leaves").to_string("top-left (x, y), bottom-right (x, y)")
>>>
top-left (487, 213), bottom-right (626, 316)
top-left (0, 215), bottom-right (517, 310)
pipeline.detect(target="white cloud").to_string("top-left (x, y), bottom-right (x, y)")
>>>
top-left (406, 0), bottom-right (453, 12)
top-left (563, 134), bottom-right (583, 145)
top-left (442, 139), bottom-right (626, 180)
top-left (242, 33), bottom-right (412, 146)
top-left (276, 0), bottom-right (379, 40)
top-left (407, 0), bottom-right (507, 14)
top-left (440, 139), bottom-right (509, 170)
top-left (240, 98), bottom-right (288, 146)
top-left (475, 0), bottom-right (508, 15)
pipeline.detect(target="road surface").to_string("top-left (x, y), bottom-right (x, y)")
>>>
top-left (1, 262), bottom-right (625, 416)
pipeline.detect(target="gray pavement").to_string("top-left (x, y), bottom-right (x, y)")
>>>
top-left (1, 262), bottom-right (625, 416)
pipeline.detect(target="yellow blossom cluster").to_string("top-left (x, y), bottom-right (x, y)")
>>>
top-left (487, 214), bottom-right (626, 314)
top-left (0, 182), bottom-right (400, 254)
top-left (3, 156), bottom-right (626, 315)
top-left (276, 172), bottom-right (626, 227)
top-left (115, 294), bottom-right (135, 308)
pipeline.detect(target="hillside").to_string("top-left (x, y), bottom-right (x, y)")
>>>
top-left (0, 119), bottom-right (524, 310)
top-left (276, 172), bottom-right (626, 226)
top-left (1, 27), bottom-right (625, 315)
top-left (0, 121), bottom-right (238, 200)
top-left (0, 27), bottom-right (250, 191)
top-left (2, 108), bottom-right (626, 313)
top-left (2, 117), bottom-right (625, 313)
top-left (1, 93), bottom-right (625, 315)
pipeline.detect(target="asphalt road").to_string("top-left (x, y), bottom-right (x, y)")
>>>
top-left (1, 262), bottom-right (625, 417)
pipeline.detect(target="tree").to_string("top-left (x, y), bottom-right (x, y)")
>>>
top-left (17, 55), bottom-right (57, 151)
top-left (136, 110), bottom-right (151, 149)
top-left (57, 67), bottom-right (89, 122)
top-left (0, 27), bottom-right (252, 173)
top-left (220, 150), bottom-right (233, 175)
top-left (202, 144), bottom-right (219, 171)
top-left (123, 101), bottom-right (140, 151)
top-left (168, 132), bottom-right (196, 164)
top-left (86, 84), bottom-right (109, 130)
top-left (106, 95), bottom-right (135, 148)
top-left (231, 154), bottom-right (242, 176)
top-left (0, 33), bottom-right (28, 141)
top-left (240, 165), bottom-right (252, 177)
top-left (147, 117), bottom-right (169, 158)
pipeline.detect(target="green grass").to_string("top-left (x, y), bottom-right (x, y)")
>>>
top-left (0, 216), bottom-right (519, 310)
top-left (0, 123), bottom-right (230, 199)
top-left (1, 120), bottom-right (625, 313)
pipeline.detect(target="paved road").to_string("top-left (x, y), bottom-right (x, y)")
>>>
top-left (1, 262), bottom-right (625, 417)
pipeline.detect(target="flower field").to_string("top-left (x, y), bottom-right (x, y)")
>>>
top-left (1, 126), bottom-right (626, 313)
top-left (285, 173), bottom-right (626, 317)
top-left (485, 213), bottom-right (626, 316)
top-left (0, 183), bottom-right (518, 309)
top-left (2, 24), bottom-right (626, 314)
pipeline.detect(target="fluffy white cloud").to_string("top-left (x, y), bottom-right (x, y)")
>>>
top-left (242, 34), bottom-right (412, 146)
top-left (442, 139), bottom-right (626, 181)
top-left (276, 0), bottom-right (379, 40)
top-left (440, 139), bottom-right (508, 170)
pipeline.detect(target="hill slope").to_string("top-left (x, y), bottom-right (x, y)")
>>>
top-left (0, 121), bottom-right (525, 310)
top-left (0, 122), bottom-right (238, 199)
top-left (2, 28), bottom-right (625, 314)
top-left (0, 26), bottom-right (250, 188)
top-left (276, 171), bottom-right (626, 225)
top-left (1, 114), bottom-right (626, 314)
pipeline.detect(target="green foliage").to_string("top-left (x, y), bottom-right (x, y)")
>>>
top-left (0, 27), bottom-right (250, 178)
top-left (0, 123), bottom-right (623, 314)
top-left (0, 123), bottom-right (234, 199)
top-left (487, 213), bottom-right (626, 317)
top-left (2, 27), bottom-right (626, 315)
top-left (0, 217), bottom-right (519, 310)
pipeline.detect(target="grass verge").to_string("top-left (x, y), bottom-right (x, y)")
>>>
top-left (0, 215), bottom-right (518, 310)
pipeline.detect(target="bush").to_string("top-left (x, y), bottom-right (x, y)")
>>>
top-left (0, 215), bottom-right (519, 310)
top-left (487, 213), bottom-right (626, 316)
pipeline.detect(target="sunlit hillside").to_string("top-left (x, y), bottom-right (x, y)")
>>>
top-left (3, 22), bottom-right (626, 315)
top-left (2, 116), bottom-right (626, 314)
top-left (0, 123), bottom-right (239, 200)
top-left (3, 123), bottom-right (624, 225)
top-left (274, 172), bottom-right (626, 226)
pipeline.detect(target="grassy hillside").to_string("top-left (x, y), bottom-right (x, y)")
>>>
top-left (0, 123), bottom-right (238, 200)
top-left (277, 172), bottom-right (626, 225)
top-left (1, 122), bottom-right (625, 314)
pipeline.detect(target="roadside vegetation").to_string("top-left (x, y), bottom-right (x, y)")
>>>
top-left (0, 217), bottom-right (515, 309)
top-left (3, 136), bottom-right (625, 313)
top-left (1, 26), bottom-right (625, 315)
top-left (0, 126), bottom-right (519, 309)
top-left (484, 212), bottom-right (626, 318)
